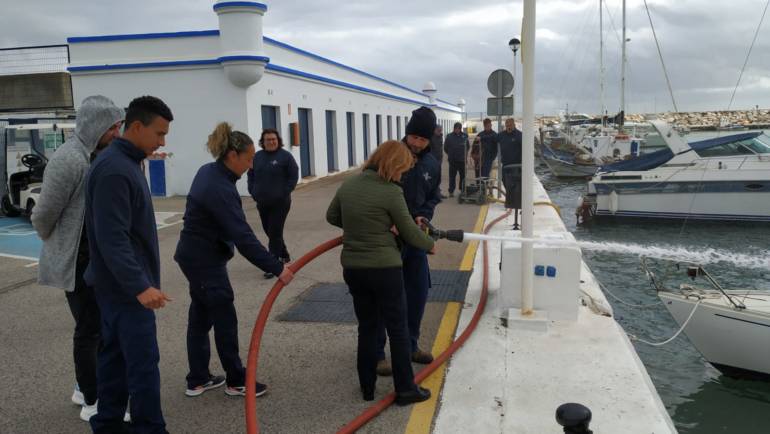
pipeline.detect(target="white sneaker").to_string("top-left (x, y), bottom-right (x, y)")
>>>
top-left (124, 411), bottom-right (131, 423)
top-left (71, 386), bottom-right (85, 406)
top-left (80, 403), bottom-right (98, 422)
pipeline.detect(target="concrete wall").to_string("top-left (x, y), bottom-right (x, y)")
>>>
top-left (0, 73), bottom-right (73, 112)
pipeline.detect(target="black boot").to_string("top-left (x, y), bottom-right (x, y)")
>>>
top-left (395, 386), bottom-right (431, 406)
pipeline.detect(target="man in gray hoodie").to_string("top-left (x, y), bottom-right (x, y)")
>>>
top-left (31, 95), bottom-right (124, 422)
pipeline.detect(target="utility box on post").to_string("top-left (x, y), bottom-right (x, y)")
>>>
top-left (499, 231), bottom-right (581, 321)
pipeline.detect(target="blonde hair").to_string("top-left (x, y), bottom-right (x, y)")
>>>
top-left (207, 122), bottom-right (253, 160)
top-left (364, 140), bottom-right (415, 182)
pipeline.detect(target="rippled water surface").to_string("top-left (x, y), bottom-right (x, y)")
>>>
top-left (537, 156), bottom-right (770, 433)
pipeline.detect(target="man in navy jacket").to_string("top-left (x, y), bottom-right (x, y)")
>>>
top-left (377, 106), bottom-right (441, 375)
top-left (85, 96), bottom-right (173, 434)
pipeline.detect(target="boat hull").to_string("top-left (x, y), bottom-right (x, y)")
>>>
top-left (658, 292), bottom-right (770, 376)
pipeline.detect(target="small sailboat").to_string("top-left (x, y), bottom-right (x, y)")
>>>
top-left (642, 258), bottom-right (770, 378)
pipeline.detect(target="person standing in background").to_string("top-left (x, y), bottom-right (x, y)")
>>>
top-left (247, 128), bottom-right (298, 279)
top-left (443, 122), bottom-right (469, 197)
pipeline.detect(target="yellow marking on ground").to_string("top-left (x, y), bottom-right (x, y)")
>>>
top-left (459, 205), bottom-right (489, 271)
top-left (405, 205), bottom-right (488, 434)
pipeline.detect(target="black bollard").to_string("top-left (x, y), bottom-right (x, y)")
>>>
top-left (555, 403), bottom-right (593, 434)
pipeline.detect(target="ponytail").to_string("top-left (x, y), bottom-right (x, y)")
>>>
top-left (207, 122), bottom-right (254, 160)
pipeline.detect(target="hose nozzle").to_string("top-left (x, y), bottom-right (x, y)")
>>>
top-left (423, 220), bottom-right (464, 243)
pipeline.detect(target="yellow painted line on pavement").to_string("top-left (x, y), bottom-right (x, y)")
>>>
top-left (460, 205), bottom-right (489, 271)
top-left (405, 204), bottom-right (488, 434)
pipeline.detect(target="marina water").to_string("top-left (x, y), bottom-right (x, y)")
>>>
top-left (536, 141), bottom-right (770, 433)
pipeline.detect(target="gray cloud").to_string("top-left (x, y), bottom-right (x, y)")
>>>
top-left (2, 0), bottom-right (769, 115)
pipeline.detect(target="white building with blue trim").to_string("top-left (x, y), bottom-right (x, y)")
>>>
top-left (67, 1), bottom-right (464, 196)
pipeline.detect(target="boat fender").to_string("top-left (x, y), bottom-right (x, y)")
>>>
top-left (608, 190), bottom-right (618, 215)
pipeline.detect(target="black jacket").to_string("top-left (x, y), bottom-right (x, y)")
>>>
top-left (400, 138), bottom-right (441, 220)
top-left (430, 134), bottom-right (443, 162)
top-left (247, 148), bottom-right (298, 204)
top-left (84, 138), bottom-right (159, 305)
top-left (175, 161), bottom-right (284, 276)
top-left (498, 129), bottom-right (523, 165)
top-left (444, 132), bottom-right (469, 163)
top-left (477, 130), bottom-right (499, 162)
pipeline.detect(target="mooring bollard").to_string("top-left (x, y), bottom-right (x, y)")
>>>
top-left (555, 402), bottom-right (593, 434)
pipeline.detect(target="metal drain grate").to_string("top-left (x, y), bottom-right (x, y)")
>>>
top-left (278, 270), bottom-right (472, 323)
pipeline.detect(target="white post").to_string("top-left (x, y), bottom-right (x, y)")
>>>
top-left (521, 0), bottom-right (536, 316)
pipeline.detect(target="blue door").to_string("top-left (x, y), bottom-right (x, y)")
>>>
top-left (346, 112), bottom-right (354, 167)
top-left (298, 108), bottom-right (312, 177)
top-left (376, 115), bottom-right (382, 145)
top-left (325, 110), bottom-right (337, 172)
top-left (261, 105), bottom-right (278, 130)
top-left (148, 160), bottom-right (166, 196)
top-left (362, 114), bottom-right (370, 159)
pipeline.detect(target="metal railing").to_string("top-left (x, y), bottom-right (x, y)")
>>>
top-left (0, 44), bottom-right (69, 76)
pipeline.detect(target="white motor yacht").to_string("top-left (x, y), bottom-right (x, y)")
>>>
top-left (581, 121), bottom-right (770, 222)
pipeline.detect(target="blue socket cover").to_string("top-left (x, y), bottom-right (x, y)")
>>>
top-left (546, 266), bottom-right (557, 278)
top-left (534, 265), bottom-right (545, 276)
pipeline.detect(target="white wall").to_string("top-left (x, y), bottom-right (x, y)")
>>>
top-left (68, 29), bottom-right (462, 196)
top-left (71, 66), bottom-right (249, 196)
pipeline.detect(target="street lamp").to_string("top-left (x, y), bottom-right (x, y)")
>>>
top-left (508, 37), bottom-right (521, 118)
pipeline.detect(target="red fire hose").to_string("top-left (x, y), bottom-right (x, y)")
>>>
top-left (245, 210), bottom-right (511, 434)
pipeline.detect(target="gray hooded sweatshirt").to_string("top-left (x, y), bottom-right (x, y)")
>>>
top-left (31, 95), bottom-right (124, 291)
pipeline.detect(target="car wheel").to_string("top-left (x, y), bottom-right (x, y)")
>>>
top-left (1, 195), bottom-right (21, 217)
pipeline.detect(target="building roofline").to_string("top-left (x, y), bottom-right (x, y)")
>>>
top-left (66, 29), bottom-right (460, 110)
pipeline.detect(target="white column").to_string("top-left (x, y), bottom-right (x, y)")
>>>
top-left (521, 0), bottom-right (536, 315)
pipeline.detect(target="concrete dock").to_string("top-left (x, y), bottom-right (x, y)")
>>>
top-left (0, 164), bottom-right (675, 433)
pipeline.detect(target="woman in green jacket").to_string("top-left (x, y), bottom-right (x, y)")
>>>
top-left (326, 140), bottom-right (436, 405)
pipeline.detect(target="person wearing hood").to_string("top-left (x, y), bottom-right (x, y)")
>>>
top-left (31, 95), bottom-right (124, 422)
top-left (376, 106), bottom-right (441, 376)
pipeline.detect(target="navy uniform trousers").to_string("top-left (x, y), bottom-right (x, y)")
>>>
top-left (180, 265), bottom-right (246, 389)
top-left (90, 295), bottom-right (166, 434)
top-left (376, 245), bottom-right (431, 360)
top-left (344, 267), bottom-right (416, 394)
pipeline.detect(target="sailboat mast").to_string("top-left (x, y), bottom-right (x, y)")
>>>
top-left (621, 0), bottom-right (626, 128)
top-left (600, 0), bottom-right (605, 124)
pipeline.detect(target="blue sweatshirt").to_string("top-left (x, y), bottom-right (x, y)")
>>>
top-left (84, 138), bottom-right (159, 305)
top-left (246, 148), bottom-right (298, 204)
top-left (400, 139), bottom-right (441, 221)
top-left (174, 161), bottom-right (284, 276)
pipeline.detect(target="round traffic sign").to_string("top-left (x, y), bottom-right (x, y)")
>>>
top-left (487, 69), bottom-right (514, 97)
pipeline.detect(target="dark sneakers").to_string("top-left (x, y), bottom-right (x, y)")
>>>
top-left (226, 382), bottom-right (268, 397)
top-left (185, 375), bottom-right (226, 397)
top-left (395, 386), bottom-right (431, 406)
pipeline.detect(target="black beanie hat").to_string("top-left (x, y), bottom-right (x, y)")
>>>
top-left (405, 106), bottom-right (436, 140)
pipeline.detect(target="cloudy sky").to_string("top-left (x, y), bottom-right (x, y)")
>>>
top-left (2, 0), bottom-right (769, 115)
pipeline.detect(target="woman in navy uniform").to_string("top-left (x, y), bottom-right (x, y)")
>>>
top-left (247, 129), bottom-right (299, 278)
top-left (174, 122), bottom-right (294, 399)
